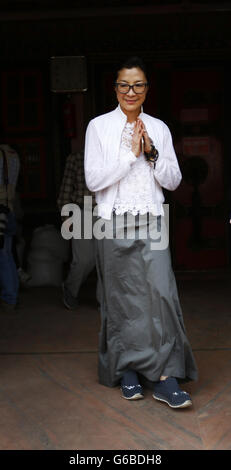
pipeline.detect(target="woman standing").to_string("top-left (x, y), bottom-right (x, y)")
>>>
top-left (84, 57), bottom-right (198, 408)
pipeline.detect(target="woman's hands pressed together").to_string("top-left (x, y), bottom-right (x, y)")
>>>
top-left (131, 119), bottom-right (144, 157)
top-left (131, 118), bottom-right (152, 157)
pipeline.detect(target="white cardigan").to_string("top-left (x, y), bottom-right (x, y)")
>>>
top-left (84, 105), bottom-right (182, 220)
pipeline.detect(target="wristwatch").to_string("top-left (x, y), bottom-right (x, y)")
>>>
top-left (144, 143), bottom-right (159, 168)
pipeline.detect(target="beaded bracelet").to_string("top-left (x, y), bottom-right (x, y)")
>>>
top-left (144, 144), bottom-right (159, 169)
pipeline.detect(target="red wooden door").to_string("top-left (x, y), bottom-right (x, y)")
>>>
top-left (171, 68), bottom-right (227, 269)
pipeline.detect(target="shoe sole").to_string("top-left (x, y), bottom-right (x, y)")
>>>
top-left (153, 394), bottom-right (192, 409)
top-left (122, 393), bottom-right (144, 400)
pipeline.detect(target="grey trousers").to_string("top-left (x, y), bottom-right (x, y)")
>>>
top-left (64, 211), bottom-right (97, 299)
top-left (64, 237), bottom-right (96, 299)
top-left (95, 213), bottom-right (198, 387)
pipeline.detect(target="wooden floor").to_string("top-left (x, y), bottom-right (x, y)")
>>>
top-left (0, 271), bottom-right (231, 450)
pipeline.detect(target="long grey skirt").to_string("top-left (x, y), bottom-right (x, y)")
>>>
top-left (95, 212), bottom-right (198, 388)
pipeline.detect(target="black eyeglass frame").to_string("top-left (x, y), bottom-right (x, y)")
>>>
top-left (115, 82), bottom-right (149, 94)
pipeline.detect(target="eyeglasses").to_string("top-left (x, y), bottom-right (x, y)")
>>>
top-left (115, 82), bottom-right (148, 94)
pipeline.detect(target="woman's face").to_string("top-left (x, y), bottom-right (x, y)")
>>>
top-left (115, 67), bottom-right (148, 116)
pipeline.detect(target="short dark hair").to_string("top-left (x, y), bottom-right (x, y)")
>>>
top-left (115, 56), bottom-right (148, 82)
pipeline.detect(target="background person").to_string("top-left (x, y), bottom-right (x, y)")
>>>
top-left (0, 143), bottom-right (20, 313)
top-left (12, 191), bottom-right (31, 287)
top-left (57, 150), bottom-right (96, 310)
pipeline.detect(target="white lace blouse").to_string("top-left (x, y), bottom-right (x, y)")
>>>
top-left (113, 122), bottom-right (157, 216)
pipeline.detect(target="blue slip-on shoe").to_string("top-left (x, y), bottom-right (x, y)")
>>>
top-left (121, 370), bottom-right (144, 400)
top-left (121, 384), bottom-right (144, 400)
top-left (153, 377), bottom-right (192, 409)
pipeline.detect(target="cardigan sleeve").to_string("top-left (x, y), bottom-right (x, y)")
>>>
top-left (154, 123), bottom-right (182, 191)
top-left (84, 120), bottom-right (137, 192)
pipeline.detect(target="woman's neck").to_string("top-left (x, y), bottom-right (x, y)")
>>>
top-left (127, 115), bottom-right (138, 123)
top-left (120, 106), bottom-right (141, 123)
